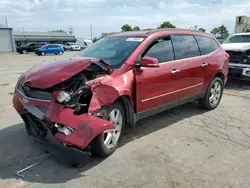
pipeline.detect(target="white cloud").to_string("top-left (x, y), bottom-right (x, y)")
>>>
top-left (0, 0), bottom-right (248, 38)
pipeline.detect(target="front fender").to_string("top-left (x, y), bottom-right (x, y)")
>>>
top-left (88, 85), bottom-right (132, 114)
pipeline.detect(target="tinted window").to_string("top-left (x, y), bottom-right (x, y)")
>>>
top-left (195, 36), bottom-right (218, 55)
top-left (53, 45), bottom-right (60, 48)
top-left (47, 45), bottom-right (53, 48)
top-left (171, 35), bottom-right (200, 60)
top-left (143, 37), bottom-right (174, 63)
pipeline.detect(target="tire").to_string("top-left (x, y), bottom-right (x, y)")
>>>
top-left (92, 102), bottom-right (125, 157)
top-left (70, 48), bottom-right (73, 51)
top-left (41, 51), bottom-right (45, 56)
top-left (22, 50), bottom-right (27, 54)
top-left (59, 51), bottom-right (63, 55)
top-left (199, 77), bottom-right (224, 110)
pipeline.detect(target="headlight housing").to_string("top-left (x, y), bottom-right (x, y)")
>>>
top-left (56, 91), bottom-right (71, 103)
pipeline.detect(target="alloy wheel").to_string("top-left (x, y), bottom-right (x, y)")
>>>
top-left (209, 81), bottom-right (222, 107)
top-left (103, 109), bottom-right (123, 149)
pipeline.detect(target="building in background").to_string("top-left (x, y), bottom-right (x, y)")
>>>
top-left (14, 31), bottom-right (77, 46)
top-left (235, 16), bottom-right (250, 34)
top-left (0, 25), bottom-right (15, 53)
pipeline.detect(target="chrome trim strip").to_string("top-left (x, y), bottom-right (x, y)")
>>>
top-left (16, 89), bottom-right (51, 103)
top-left (142, 82), bottom-right (203, 102)
top-left (229, 63), bottom-right (250, 68)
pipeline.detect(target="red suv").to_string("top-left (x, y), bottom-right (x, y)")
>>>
top-left (13, 29), bottom-right (229, 158)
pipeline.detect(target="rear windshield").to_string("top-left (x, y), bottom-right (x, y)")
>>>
top-left (76, 36), bottom-right (145, 68)
top-left (223, 35), bottom-right (250, 43)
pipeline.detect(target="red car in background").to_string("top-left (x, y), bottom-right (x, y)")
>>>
top-left (13, 29), bottom-right (229, 159)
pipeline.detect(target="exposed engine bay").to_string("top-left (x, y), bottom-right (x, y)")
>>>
top-left (51, 61), bottom-right (112, 114)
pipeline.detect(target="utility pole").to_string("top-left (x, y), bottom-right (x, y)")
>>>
top-left (90, 24), bottom-right (93, 41)
top-left (68, 25), bottom-right (74, 35)
top-left (5, 16), bottom-right (8, 27)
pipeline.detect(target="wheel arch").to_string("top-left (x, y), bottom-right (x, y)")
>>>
top-left (114, 95), bottom-right (135, 129)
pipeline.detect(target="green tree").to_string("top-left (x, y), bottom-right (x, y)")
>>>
top-left (198, 28), bottom-right (206, 32)
top-left (158, 21), bottom-right (176, 29)
top-left (210, 25), bottom-right (229, 39)
top-left (121, 24), bottom-right (133, 32)
top-left (133, 26), bottom-right (140, 31)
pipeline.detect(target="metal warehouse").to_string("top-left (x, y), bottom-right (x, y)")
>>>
top-left (14, 31), bottom-right (77, 46)
top-left (0, 25), bottom-right (15, 53)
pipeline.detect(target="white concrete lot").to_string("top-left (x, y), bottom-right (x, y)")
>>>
top-left (0, 52), bottom-right (250, 188)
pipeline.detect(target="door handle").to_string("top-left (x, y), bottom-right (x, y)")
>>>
top-left (171, 69), bottom-right (180, 74)
top-left (202, 62), bottom-right (208, 67)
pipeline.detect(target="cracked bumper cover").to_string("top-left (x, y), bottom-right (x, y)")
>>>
top-left (13, 91), bottom-right (115, 150)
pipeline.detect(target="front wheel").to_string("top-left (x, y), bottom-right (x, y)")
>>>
top-left (59, 51), bottom-right (63, 55)
top-left (199, 77), bottom-right (224, 110)
top-left (92, 102), bottom-right (125, 157)
top-left (41, 51), bottom-right (45, 56)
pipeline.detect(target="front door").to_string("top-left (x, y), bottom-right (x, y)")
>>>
top-left (136, 35), bottom-right (204, 114)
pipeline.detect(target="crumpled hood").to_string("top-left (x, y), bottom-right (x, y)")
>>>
top-left (19, 57), bottom-right (111, 89)
top-left (222, 43), bottom-right (250, 51)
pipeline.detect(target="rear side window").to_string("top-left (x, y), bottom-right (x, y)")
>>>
top-left (53, 45), bottom-right (60, 48)
top-left (194, 36), bottom-right (219, 55)
top-left (171, 35), bottom-right (200, 60)
top-left (144, 37), bottom-right (175, 63)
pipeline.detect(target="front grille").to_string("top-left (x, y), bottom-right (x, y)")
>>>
top-left (226, 51), bottom-right (245, 64)
top-left (17, 84), bottom-right (52, 101)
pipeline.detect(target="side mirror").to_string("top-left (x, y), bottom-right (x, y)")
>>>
top-left (139, 56), bottom-right (159, 68)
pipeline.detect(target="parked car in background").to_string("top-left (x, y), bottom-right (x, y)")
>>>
top-left (16, 42), bottom-right (47, 54)
top-left (76, 39), bottom-right (93, 50)
top-left (13, 29), bottom-right (229, 160)
top-left (63, 42), bottom-right (81, 51)
top-left (35, 44), bottom-right (64, 56)
top-left (222, 33), bottom-right (250, 79)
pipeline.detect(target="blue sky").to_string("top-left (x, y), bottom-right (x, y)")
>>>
top-left (0, 0), bottom-right (249, 39)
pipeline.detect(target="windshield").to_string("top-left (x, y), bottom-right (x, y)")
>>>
top-left (40, 45), bottom-right (47, 48)
top-left (76, 36), bottom-right (145, 68)
top-left (223, 35), bottom-right (250, 43)
top-left (25, 43), bottom-right (32, 46)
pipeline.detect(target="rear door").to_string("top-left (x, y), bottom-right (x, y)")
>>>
top-left (169, 35), bottom-right (205, 99)
top-left (194, 35), bottom-right (221, 86)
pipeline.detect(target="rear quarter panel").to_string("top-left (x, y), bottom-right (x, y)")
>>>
top-left (202, 46), bottom-right (228, 90)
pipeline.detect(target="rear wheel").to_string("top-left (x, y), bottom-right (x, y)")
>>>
top-left (70, 48), bottom-right (73, 51)
top-left (199, 77), bottom-right (224, 110)
top-left (92, 102), bottom-right (124, 157)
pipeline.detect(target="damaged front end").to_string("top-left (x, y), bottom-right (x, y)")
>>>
top-left (13, 58), bottom-right (116, 159)
top-left (225, 49), bottom-right (250, 78)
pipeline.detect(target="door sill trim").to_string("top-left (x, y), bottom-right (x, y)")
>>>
top-left (135, 92), bottom-right (205, 122)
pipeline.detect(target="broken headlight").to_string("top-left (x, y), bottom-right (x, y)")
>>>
top-left (56, 91), bottom-right (71, 103)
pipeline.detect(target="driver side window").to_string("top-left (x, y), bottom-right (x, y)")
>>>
top-left (143, 37), bottom-right (175, 63)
